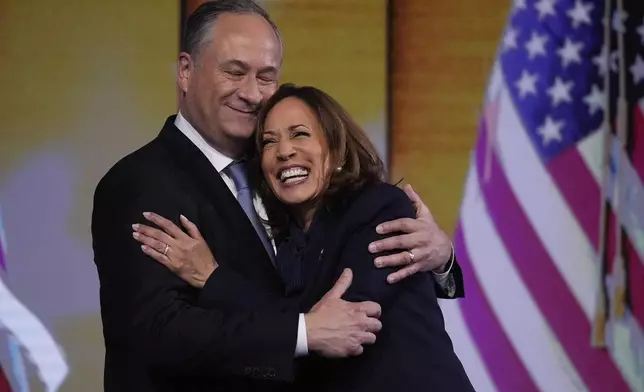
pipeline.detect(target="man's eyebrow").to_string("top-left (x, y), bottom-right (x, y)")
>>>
top-left (222, 59), bottom-right (249, 70)
top-left (221, 60), bottom-right (278, 74)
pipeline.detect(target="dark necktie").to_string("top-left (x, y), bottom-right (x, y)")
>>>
top-left (224, 161), bottom-right (276, 262)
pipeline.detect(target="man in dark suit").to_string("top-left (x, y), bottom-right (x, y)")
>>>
top-left (92, 1), bottom-right (463, 391)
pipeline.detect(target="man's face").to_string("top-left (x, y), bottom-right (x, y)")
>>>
top-left (178, 13), bottom-right (281, 157)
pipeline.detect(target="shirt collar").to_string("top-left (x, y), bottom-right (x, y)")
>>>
top-left (174, 112), bottom-right (234, 173)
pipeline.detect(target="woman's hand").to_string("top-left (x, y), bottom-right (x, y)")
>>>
top-left (132, 212), bottom-right (218, 289)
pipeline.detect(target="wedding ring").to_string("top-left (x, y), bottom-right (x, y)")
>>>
top-left (407, 250), bottom-right (415, 263)
top-left (163, 244), bottom-right (169, 256)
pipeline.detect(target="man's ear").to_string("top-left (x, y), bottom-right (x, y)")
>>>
top-left (177, 52), bottom-right (193, 94)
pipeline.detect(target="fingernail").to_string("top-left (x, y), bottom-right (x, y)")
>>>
top-left (368, 243), bottom-right (377, 253)
top-left (376, 225), bottom-right (384, 234)
top-left (132, 232), bottom-right (139, 239)
top-left (141, 245), bottom-right (148, 251)
top-left (180, 214), bottom-right (187, 221)
top-left (143, 212), bottom-right (151, 218)
top-left (374, 259), bottom-right (382, 268)
top-left (387, 276), bottom-right (396, 284)
top-left (132, 224), bottom-right (139, 230)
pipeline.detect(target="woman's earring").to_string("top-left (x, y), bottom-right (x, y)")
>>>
top-left (335, 166), bottom-right (343, 172)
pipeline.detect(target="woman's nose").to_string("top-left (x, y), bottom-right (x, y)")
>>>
top-left (276, 140), bottom-right (296, 160)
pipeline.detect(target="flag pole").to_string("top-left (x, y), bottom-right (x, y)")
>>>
top-left (591, 0), bottom-right (613, 348)
top-left (610, 0), bottom-right (629, 321)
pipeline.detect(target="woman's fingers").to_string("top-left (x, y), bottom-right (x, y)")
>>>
top-left (132, 231), bottom-right (170, 255)
top-left (180, 215), bottom-right (203, 240)
top-left (132, 223), bottom-right (174, 246)
top-left (142, 212), bottom-right (187, 239)
top-left (139, 244), bottom-right (175, 271)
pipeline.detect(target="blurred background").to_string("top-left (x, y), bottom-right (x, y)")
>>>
top-left (0, 0), bottom-right (642, 390)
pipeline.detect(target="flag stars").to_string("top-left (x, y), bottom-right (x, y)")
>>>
top-left (637, 18), bottom-right (644, 45)
top-left (567, 0), bottom-right (593, 28)
top-left (557, 38), bottom-right (584, 68)
top-left (535, 0), bottom-right (557, 20)
top-left (514, 0), bottom-right (527, 12)
top-left (537, 116), bottom-right (565, 145)
top-left (631, 55), bottom-right (644, 84)
top-left (612, 9), bottom-right (628, 33)
top-left (515, 70), bottom-right (539, 98)
top-left (547, 77), bottom-right (574, 107)
top-left (583, 85), bottom-right (605, 115)
top-left (525, 31), bottom-right (549, 59)
top-left (593, 45), bottom-right (608, 75)
top-left (503, 27), bottom-right (519, 51)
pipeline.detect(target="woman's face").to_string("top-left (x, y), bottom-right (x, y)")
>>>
top-left (260, 97), bottom-right (330, 210)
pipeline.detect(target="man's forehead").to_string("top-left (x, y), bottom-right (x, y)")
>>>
top-left (208, 13), bottom-right (281, 65)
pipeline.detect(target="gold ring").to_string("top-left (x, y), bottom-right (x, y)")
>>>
top-left (407, 250), bottom-right (415, 263)
top-left (163, 244), bottom-right (169, 256)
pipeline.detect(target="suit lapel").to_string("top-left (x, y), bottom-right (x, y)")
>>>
top-left (156, 116), bottom-right (280, 283)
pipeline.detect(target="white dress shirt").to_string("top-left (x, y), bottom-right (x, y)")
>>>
top-left (174, 113), bottom-right (309, 357)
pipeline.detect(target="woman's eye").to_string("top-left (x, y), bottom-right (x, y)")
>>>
top-left (293, 131), bottom-right (309, 138)
top-left (262, 139), bottom-right (275, 147)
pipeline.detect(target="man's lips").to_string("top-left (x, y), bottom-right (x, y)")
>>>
top-left (226, 104), bottom-right (257, 115)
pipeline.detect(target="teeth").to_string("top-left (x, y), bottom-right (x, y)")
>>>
top-left (280, 167), bottom-right (309, 181)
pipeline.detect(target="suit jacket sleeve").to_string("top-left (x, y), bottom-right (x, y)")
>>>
top-left (197, 265), bottom-right (296, 312)
top-left (92, 173), bottom-right (298, 382)
top-left (434, 258), bottom-right (465, 299)
top-left (334, 186), bottom-right (422, 305)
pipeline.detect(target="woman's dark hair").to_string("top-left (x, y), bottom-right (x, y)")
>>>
top-left (251, 83), bottom-right (386, 239)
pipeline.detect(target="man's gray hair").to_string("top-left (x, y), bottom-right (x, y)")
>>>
top-left (181, 0), bottom-right (282, 60)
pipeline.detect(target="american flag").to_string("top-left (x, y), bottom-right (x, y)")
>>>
top-left (0, 209), bottom-right (68, 392)
top-left (441, 0), bottom-right (644, 390)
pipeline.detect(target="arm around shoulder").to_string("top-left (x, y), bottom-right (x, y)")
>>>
top-left (335, 184), bottom-right (418, 305)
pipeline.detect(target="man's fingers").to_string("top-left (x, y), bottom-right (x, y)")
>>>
top-left (349, 344), bottom-right (364, 357)
top-left (403, 184), bottom-right (433, 220)
top-left (143, 212), bottom-right (186, 239)
top-left (386, 264), bottom-right (420, 284)
top-left (362, 316), bottom-right (382, 333)
top-left (374, 248), bottom-right (425, 268)
top-left (369, 232), bottom-right (418, 254)
top-left (375, 218), bottom-right (420, 236)
top-left (355, 301), bottom-right (381, 318)
top-left (180, 215), bottom-right (203, 239)
top-left (357, 332), bottom-right (377, 346)
top-left (324, 268), bottom-right (353, 300)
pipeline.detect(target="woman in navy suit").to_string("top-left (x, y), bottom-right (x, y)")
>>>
top-left (133, 84), bottom-right (474, 391)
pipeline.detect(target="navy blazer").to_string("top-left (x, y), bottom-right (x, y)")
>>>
top-left (287, 183), bottom-right (475, 392)
top-left (198, 182), bottom-right (475, 391)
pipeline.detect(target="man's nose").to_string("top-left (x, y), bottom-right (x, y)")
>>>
top-left (238, 76), bottom-right (262, 105)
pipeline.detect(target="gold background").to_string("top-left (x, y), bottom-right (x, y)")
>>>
top-left (390, 0), bottom-right (507, 232)
top-left (0, 0), bottom-right (508, 389)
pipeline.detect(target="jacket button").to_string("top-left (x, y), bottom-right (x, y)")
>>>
top-left (244, 367), bottom-right (252, 375)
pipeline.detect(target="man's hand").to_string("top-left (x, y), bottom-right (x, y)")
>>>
top-left (368, 184), bottom-right (452, 283)
top-left (305, 269), bottom-right (382, 357)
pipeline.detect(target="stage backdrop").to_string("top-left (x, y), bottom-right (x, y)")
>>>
top-left (0, 0), bottom-right (386, 390)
